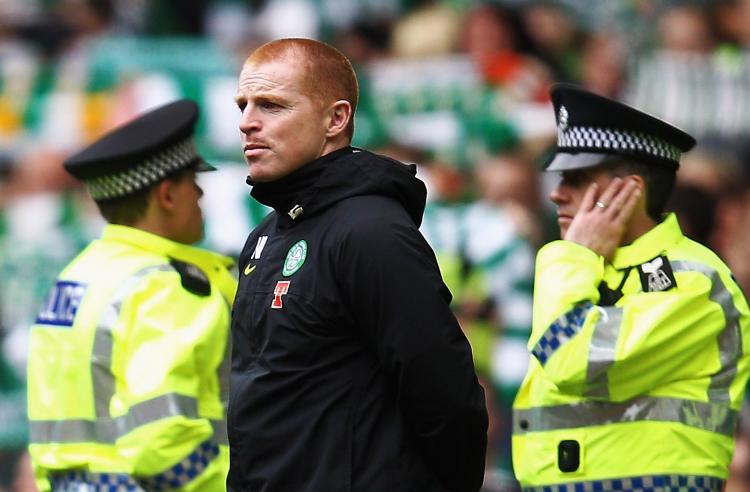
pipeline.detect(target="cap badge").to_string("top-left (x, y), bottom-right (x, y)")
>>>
top-left (559, 105), bottom-right (569, 131)
top-left (282, 240), bottom-right (307, 277)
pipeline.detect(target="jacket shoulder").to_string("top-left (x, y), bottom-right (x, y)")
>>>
top-left (332, 194), bottom-right (413, 229)
top-left (168, 258), bottom-right (211, 296)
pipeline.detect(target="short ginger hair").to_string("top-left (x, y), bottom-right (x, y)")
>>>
top-left (244, 38), bottom-right (359, 140)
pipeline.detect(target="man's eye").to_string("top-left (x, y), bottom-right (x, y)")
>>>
top-left (261, 102), bottom-right (281, 110)
top-left (560, 172), bottom-right (587, 186)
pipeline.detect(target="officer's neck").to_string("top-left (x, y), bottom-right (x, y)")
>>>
top-left (621, 211), bottom-right (657, 247)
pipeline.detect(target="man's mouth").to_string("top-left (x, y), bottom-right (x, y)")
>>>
top-left (244, 143), bottom-right (269, 157)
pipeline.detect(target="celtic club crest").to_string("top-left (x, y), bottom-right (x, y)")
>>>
top-left (282, 240), bottom-right (307, 277)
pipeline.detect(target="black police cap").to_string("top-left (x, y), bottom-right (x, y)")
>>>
top-left (545, 84), bottom-right (696, 172)
top-left (64, 99), bottom-right (215, 200)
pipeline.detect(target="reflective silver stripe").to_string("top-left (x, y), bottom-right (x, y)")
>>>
top-left (514, 396), bottom-right (737, 436)
top-left (30, 418), bottom-right (117, 444)
top-left (30, 393), bottom-right (201, 443)
top-left (92, 264), bottom-right (176, 417)
top-left (218, 318), bottom-right (231, 413)
top-left (211, 419), bottom-right (228, 446)
top-left (672, 261), bottom-right (743, 402)
top-left (585, 306), bottom-right (623, 399)
top-left (114, 393), bottom-right (198, 436)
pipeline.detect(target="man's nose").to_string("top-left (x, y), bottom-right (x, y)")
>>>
top-left (239, 108), bottom-right (261, 133)
top-left (549, 185), bottom-right (566, 204)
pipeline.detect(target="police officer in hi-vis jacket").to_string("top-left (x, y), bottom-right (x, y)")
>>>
top-left (513, 84), bottom-right (750, 491)
top-left (27, 100), bottom-right (235, 491)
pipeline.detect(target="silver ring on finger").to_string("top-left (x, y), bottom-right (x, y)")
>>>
top-left (595, 201), bottom-right (608, 210)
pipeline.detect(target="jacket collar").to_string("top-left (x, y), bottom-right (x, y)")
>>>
top-left (101, 224), bottom-right (234, 269)
top-left (610, 213), bottom-right (683, 269)
top-left (249, 146), bottom-right (354, 218)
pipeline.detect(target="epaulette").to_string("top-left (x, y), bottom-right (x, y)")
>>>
top-left (169, 259), bottom-right (211, 296)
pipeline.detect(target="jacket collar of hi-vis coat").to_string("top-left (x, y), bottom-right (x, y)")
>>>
top-left (99, 224), bottom-right (236, 301)
top-left (101, 224), bottom-right (233, 268)
top-left (610, 213), bottom-right (683, 269)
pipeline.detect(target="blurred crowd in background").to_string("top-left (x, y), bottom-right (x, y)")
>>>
top-left (2, 0), bottom-right (750, 490)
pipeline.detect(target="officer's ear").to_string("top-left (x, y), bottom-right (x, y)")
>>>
top-left (153, 178), bottom-right (178, 213)
top-left (625, 174), bottom-right (646, 193)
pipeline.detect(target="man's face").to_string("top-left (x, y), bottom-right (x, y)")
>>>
top-left (550, 166), bottom-right (615, 237)
top-left (235, 59), bottom-right (330, 183)
top-left (170, 170), bottom-right (204, 244)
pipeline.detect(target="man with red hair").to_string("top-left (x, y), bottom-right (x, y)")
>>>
top-left (229, 38), bottom-right (488, 491)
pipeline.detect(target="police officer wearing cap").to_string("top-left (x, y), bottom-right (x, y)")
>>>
top-left (512, 84), bottom-right (750, 490)
top-left (26, 100), bottom-right (236, 491)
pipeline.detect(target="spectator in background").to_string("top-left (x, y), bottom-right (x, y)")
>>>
top-left (27, 100), bottom-right (235, 491)
top-left (460, 2), bottom-right (552, 103)
top-left (334, 20), bottom-right (392, 65)
top-left (473, 149), bottom-right (550, 246)
top-left (711, 171), bottom-right (750, 296)
top-left (229, 37), bottom-right (488, 492)
top-left (469, 149), bottom-right (536, 490)
top-left (710, 0), bottom-right (750, 49)
top-left (658, 3), bottom-right (716, 54)
top-left (518, 2), bottom-right (581, 82)
top-left (390, 0), bottom-right (463, 58)
top-left (513, 84), bottom-right (749, 490)
top-left (626, 2), bottom-right (750, 142)
top-left (665, 183), bottom-right (717, 247)
top-left (665, 141), bottom-right (745, 249)
top-left (578, 31), bottom-right (627, 99)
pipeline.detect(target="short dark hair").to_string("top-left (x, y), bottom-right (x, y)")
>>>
top-left (95, 168), bottom-right (190, 225)
top-left (95, 184), bottom-right (154, 225)
top-left (604, 159), bottom-right (677, 222)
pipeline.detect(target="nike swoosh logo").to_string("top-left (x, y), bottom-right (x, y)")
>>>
top-left (244, 264), bottom-right (257, 275)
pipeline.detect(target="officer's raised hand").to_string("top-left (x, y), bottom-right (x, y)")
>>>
top-left (558, 175), bottom-right (642, 260)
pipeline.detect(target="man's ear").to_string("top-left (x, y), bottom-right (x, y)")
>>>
top-left (153, 179), bottom-right (177, 212)
top-left (325, 100), bottom-right (352, 138)
top-left (626, 174), bottom-right (646, 191)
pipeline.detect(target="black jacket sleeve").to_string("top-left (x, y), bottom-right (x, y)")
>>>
top-left (337, 199), bottom-right (488, 492)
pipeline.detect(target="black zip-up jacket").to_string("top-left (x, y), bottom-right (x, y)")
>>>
top-left (228, 147), bottom-right (488, 492)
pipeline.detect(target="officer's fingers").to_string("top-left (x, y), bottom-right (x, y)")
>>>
top-left (615, 183), bottom-right (642, 220)
top-left (580, 182), bottom-right (600, 212)
top-left (596, 177), bottom-right (624, 208)
top-left (606, 178), bottom-right (637, 214)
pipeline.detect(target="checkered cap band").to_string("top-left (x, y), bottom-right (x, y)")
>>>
top-left (85, 138), bottom-right (198, 200)
top-left (523, 474), bottom-right (724, 492)
top-left (558, 126), bottom-right (681, 162)
top-left (136, 439), bottom-right (219, 491)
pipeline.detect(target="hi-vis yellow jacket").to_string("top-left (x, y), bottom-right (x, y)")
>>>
top-left (513, 214), bottom-right (750, 491)
top-left (28, 224), bottom-right (236, 491)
